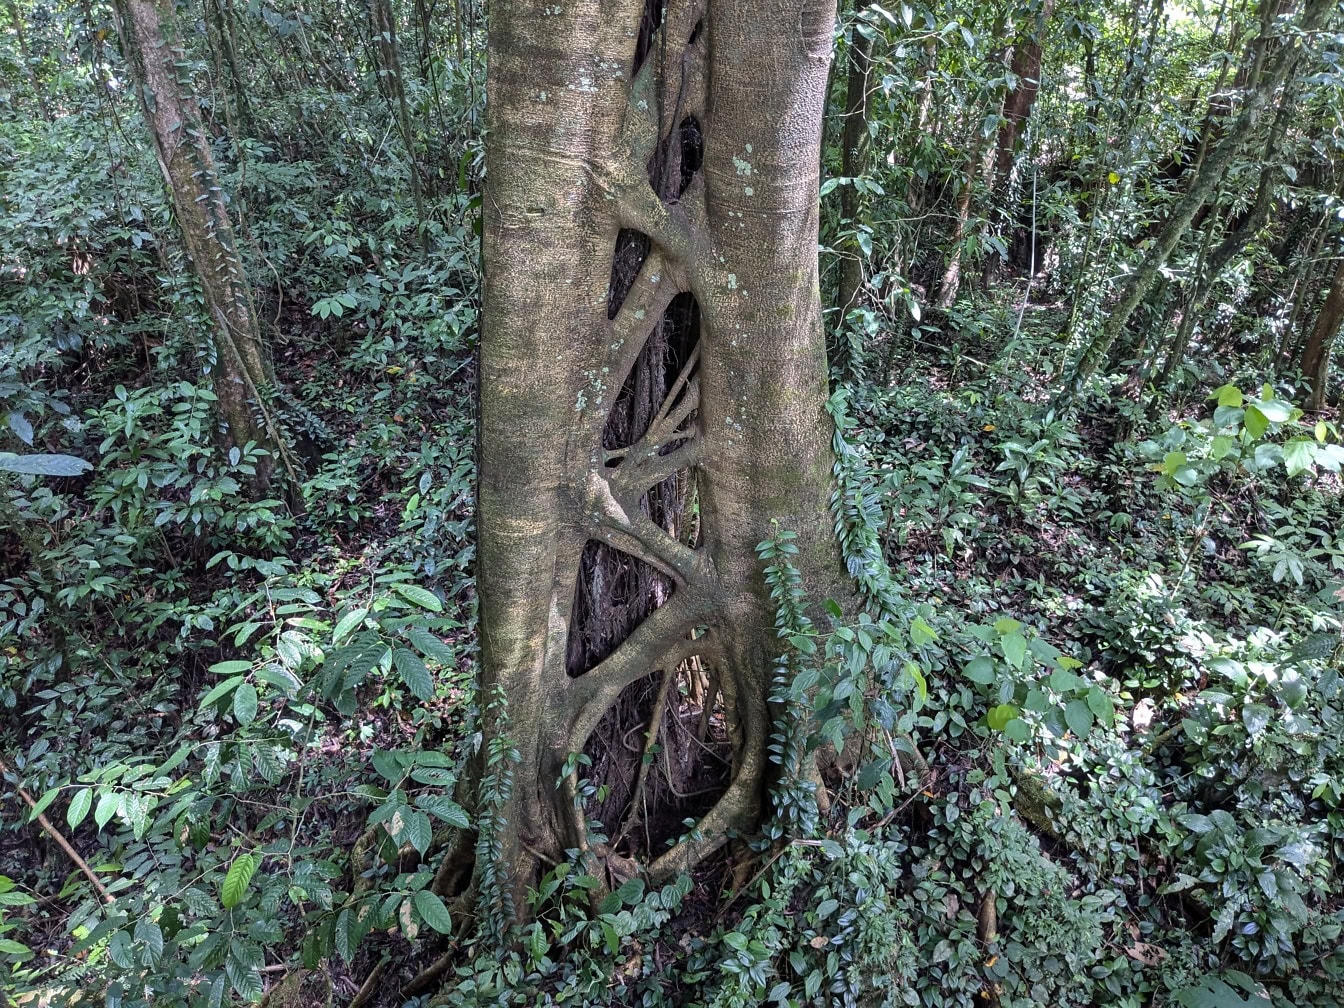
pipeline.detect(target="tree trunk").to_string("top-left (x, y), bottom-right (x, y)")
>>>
top-left (1060, 0), bottom-right (1334, 399)
top-left (473, 0), bottom-right (843, 920)
top-left (372, 0), bottom-right (429, 236)
top-left (835, 24), bottom-right (873, 321)
top-left (992, 0), bottom-right (1054, 196)
top-left (1301, 257), bottom-right (1344, 414)
top-left (5, 0), bottom-right (50, 118)
top-left (113, 0), bottom-right (287, 481)
top-left (935, 132), bottom-right (991, 308)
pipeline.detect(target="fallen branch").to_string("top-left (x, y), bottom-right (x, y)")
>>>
top-left (0, 757), bottom-right (114, 905)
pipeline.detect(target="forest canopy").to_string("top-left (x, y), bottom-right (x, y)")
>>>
top-left (1, 0), bottom-right (1343, 1006)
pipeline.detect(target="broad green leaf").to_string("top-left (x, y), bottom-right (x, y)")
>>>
top-left (1064, 699), bottom-right (1094, 738)
top-left (67, 788), bottom-right (92, 829)
top-left (1048, 668), bottom-right (1082, 692)
top-left (1242, 703), bottom-right (1272, 736)
top-left (405, 626), bottom-right (456, 665)
top-left (986, 704), bottom-right (1019, 731)
top-left (256, 665), bottom-right (302, 694)
top-left (332, 607), bottom-right (369, 643)
top-left (1085, 687), bottom-right (1115, 726)
top-left (94, 792), bottom-right (119, 831)
top-left (133, 917), bottom-right (164, 966)
top-left (1212, 384), bottom-right (1243, 408)
top-left (1243, 406), bottom-right (1269, 439)
top-left (1282, 439), bottom-right (1316, 477)
top-left (1000, 632), bottom-right (1028, 669)
top-left (393, 649), bottom-right (434, 700)
top-left (0, 452), bottom-right (92, 476)
top-left (0, 938), bottom-right (31, 955)
top-left (233, 684), bottom-right (259, 725)
top-left (1209, 435), bottom-right (1237, 461)
top-left (1003, 718), bottom-right (1031, 743)
top-left (200, 675), bottom-right (245, 709)
top-left (1174, 973), bottom-right (1271, 1008)
top-left (221, 853), bottom-right (259, 908)
top-left (4, 413), bottom-right (31, 445)
top-left (962, 656), bottom-right (996, 684)
top-left (416, 794), bottom-right (470, 828)
top-left (392, 584), bottom-right (442, 612)
top-left (1254, 398), bottom-right (1291, 423)
top-left (390, 808), bottom-right (432, 854)
top-left (27, 787), bottom-right (59, 823)
top-left (413, 890), bottom-right (453, 933)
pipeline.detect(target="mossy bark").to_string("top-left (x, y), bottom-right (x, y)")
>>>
top-left (474, 0), bottom-right (842, 917)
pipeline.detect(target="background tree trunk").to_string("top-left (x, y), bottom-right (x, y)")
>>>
top-left (114, 0), bottom-right (288, 481)
top-left (1301, 256), bottom-right (1344, 413)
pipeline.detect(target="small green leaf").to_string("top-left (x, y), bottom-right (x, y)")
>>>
top-left (221, 854), bottom-right (259, 909)
top-left (200, 675), bottom-right (245, 709)
top-left (67, 788), bottom-right (92, 829)
top-left (1085, 687), bottom-right (1115, 726)
top-left (233, 683), bottom-right (259, 726)
top-left (94, 792), bottom-right (119, 831)
top-left (416, 795), bottom-right (470, 828)
top-left (413, 890), bottom-right (452, 933)
top-left (0, 938), bottom-right (32, 956)
top-left (26, 787), bottom-right (59, 823)
top-left (209, 660), bottom-right (253, 675)
top-left (332, 607), bottom-right (370, 643)
top-left (0, 452), bottom-right (92, 476)
top-left (1243, 406), bottom-right (1270, 439)
top-left (1212, 384), bottom-right (1243, 408)
top-left (1242, 703), bottom-right (1272, 736)
top-left (1282, 439), bottom-right (1316, 477)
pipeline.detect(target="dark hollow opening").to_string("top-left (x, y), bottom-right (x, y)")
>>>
top-left (631, 0), bottom-right (665, 76)
top-left (565, 541), bottom-right (673, 679)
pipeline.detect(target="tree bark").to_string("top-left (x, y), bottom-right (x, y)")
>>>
top-left (473, 0), bottom-right (842, 920)
top-left (113, 0), bottom-right (289, 481)
top-left (1301, 256), bottom-right (1344, 413)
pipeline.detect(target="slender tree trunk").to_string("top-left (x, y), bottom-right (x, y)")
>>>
top-left (935, 133), bottom-right (991, 308)
top-left (836, 24), bottom-right (873, 320)
top-left (993, 0), bottom-right (1054, 196)
top-left (1302, 257), bottom-right (1344, 413)
top-left (1061, 0), bottom-right (1333, 398)
top-left (471, 0), bottom-right (843, 920)
top-left (372, 0), bottom-right (429, 238)
top-left (113, 0), bottom-right (290, 484)
top-left (205, 0), bottom-right (256, 136)
top-left (6, 0), bottom-right (50, 118)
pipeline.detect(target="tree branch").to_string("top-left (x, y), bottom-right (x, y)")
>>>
top-left (566, 597), bottom-right (707, 753)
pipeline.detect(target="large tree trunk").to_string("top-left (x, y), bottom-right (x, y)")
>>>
top-left (474, 0), bottom-right (842, 919)
top-left (1301, 256), bottom-right (1344, 414)
top-left (113, 0), bottom-right (288, 482)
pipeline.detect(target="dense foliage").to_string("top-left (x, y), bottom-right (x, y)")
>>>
top-left (1, 0), bottom-right (1342, 1006)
